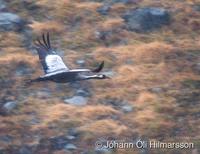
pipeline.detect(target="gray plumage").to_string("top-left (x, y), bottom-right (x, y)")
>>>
top-left (29, 33), bottom-right (109, 84)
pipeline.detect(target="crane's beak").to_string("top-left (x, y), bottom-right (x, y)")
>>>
top-left (105, 76), bottom-right (111, 79)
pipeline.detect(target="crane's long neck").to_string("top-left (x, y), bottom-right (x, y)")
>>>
top-left (81, 74), bottom-right (102, 80)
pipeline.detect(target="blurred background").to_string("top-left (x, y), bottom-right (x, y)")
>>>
top-left (0, 0), bottom-right (200, 154)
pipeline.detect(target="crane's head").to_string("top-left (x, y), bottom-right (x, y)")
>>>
top-left (97, 74), bottom-right (110, 79)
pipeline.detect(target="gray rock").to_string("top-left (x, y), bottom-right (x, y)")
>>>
top-left (95, 28), bottom-right (126, 46)
top-left (0, 0), bottom-right (6, 11)
top-left (64, 143), bottom-right (77, 150)
top-left (15, 62), bottom-right (32, 76)
top-left (193, 4), bottom-right (200, 12)
top-left (95, 147), bottom-right (112, 154)
top-left (112, 0), bottom-right (133, 4)
top-left (3, 101), bottom-right (17, 113)
top-left (95, 30), bottom-right (112, 41)
top-left (97, 3), bottom-right (111, 15)
top-left (67, 128), bottom-right (80, 137)
top-left (195, 63), bottom-right (200, 73)
top-left (64, 96), bottom-right (87, 106)
top-left (76, 89), bottom-right (90, 97)
top-left (0, 135), bottom-right (12, 143)
top-left (49, 136), bottom-right (69, 150)
top-left (90, 0), bottom-right (135, 4)
top-left (36, 91), bottom-right (50, 99)
top-left (66, 135), bottom-right (76, 140)
top-left (121, 104), bottom-right (133, 113)
top-left (19, 146), bottom-right (32, 154)
top-left (0, 148), bottom-right (6, 154)
top-left (76, 59), bottom-right (85, 66)
top-left (69, 82), bottom-right (81, 89)
top-left (89, 0), bottom-right (106, 2)
top-left (103, 98), bottom-right (133, 113)
top-left (150, 87), bottom-right (162, 93)
top-left (123, 7), bottom-right (170, 32)
top-left (29, 117), bottom-right (40, 125)
top-left (0, 12), bottom-right (26, 31)
top-left (95, 31), bottom-right (102, 39)
top-left (103, 98), bottom-right (122, 109)
top-left (125, 59), bottom-right (134, 65)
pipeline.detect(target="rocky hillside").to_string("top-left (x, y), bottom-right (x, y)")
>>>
top-left (0, 0), bottom-right (200, 154)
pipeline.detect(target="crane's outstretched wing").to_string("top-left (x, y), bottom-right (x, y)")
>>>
top-left (34, 33), bottom-right (69, 74)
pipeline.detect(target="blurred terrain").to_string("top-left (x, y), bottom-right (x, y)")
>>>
top-left (0, 0), bottom-right (200, 154)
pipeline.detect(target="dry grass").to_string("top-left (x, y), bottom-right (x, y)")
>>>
top-left (30, 21), bottom-right (65, 34)
top-left (0, 0), bottom-right (200, 153)
top-left (99, 18), bottom-right (124, 30)
top-left (74, 2), bottom-right (102, 10)
top-left (0, 32), bottom-right (23, 48)
top-left (78, 119), bottom-right (129, 138)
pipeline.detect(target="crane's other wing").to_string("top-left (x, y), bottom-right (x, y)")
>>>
top-left (34, 33), bottom-right (69, 74)
top-left (92, 61), bottom-right (104, 73)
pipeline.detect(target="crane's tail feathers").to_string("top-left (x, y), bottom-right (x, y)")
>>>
top-left (24, 77), bottom-right (44, 86)
top-left (24, 79), bottom-right (34, 86)
top-left (92, 61), bottom-right (104, 73)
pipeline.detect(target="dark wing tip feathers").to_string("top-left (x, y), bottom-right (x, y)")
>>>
top-left (47, 32), bottom-right (51, 49)
top-left (92, 61), bottom-right (104, 73)
top-left (34, 32), bottom-right (51, 50)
